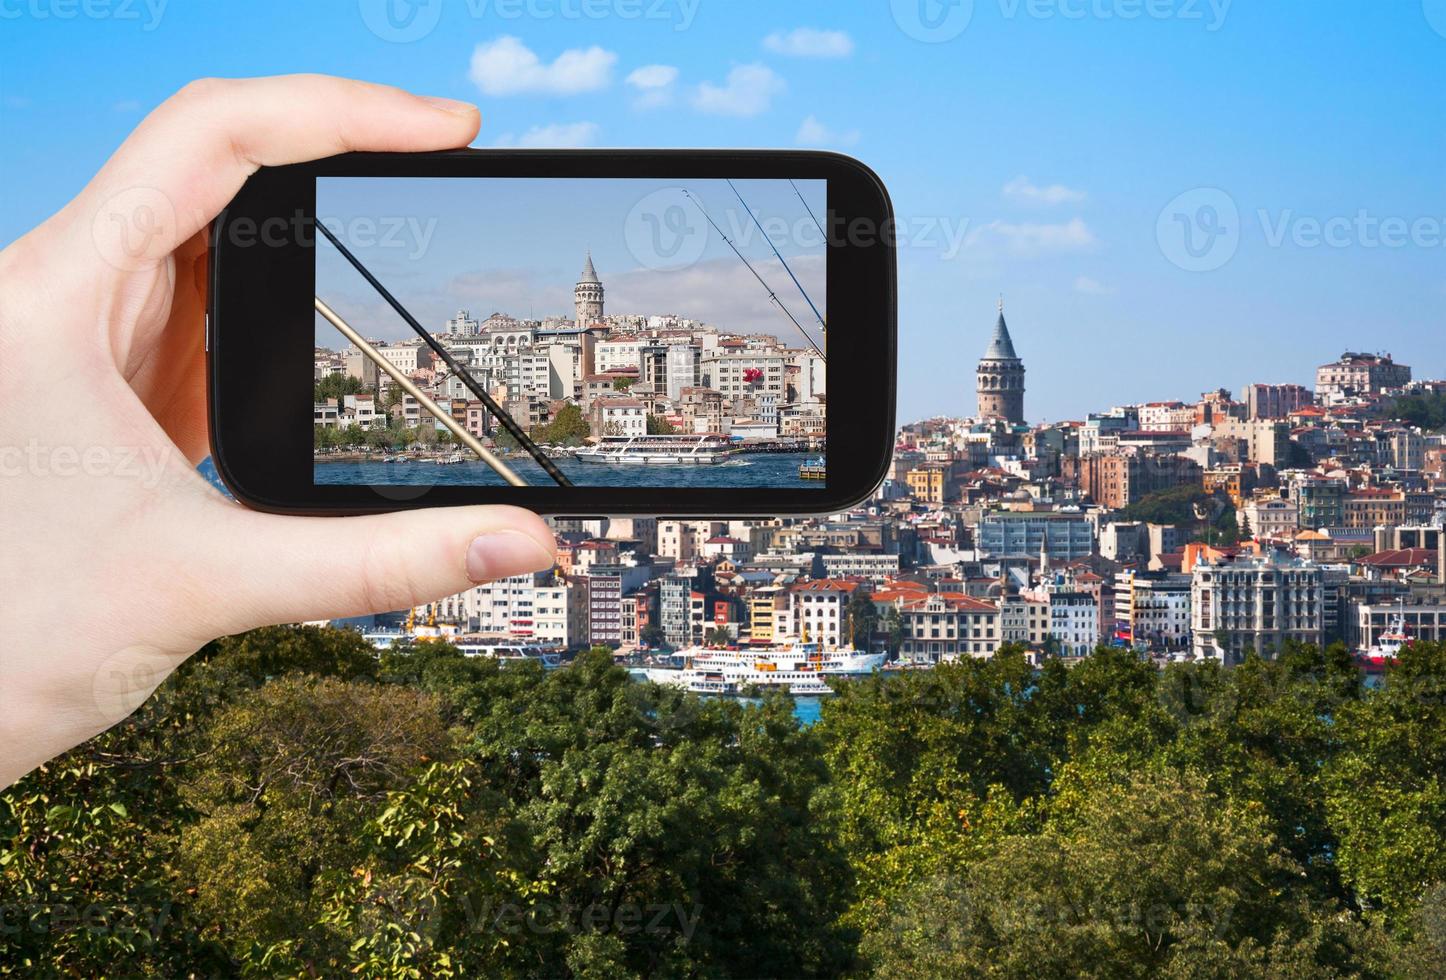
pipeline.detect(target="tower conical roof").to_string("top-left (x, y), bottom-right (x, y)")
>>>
top-left (984, 298), bottom-right (1018, 360)
top-left (578, 251), bottom-right (600, 284)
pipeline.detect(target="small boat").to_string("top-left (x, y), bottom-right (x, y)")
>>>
top-left (435, 451), bottom-right (466, 465)
top-left (799, 457), bottom-right (826, 480)
top-left (1355, 609), bottom-right (1409, 673)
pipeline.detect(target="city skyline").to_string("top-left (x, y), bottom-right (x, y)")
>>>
top-left (4, 2), bottom-right (1444, 424)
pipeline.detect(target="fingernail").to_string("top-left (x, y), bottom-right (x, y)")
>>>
top-left (466, 529), bottom-right (554, 583)
top-left (419, 95), bottom-right (477, 115)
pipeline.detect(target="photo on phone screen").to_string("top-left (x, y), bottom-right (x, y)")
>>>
top-left (311, 177), bottom-right (828, 491)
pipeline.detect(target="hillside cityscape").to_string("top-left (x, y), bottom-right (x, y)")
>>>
top-left (314, 252), bottom-right (826, 485)
top-left (325, 302), bottom-right (1446, 670)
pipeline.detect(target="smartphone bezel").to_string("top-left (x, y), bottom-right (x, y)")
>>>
top-left (207, 149), bottom-right (896, 516)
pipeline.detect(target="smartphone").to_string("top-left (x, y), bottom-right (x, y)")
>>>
top-left (207, 150), bottom-right (896, 515)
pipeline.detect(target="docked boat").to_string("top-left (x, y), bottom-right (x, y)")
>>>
top-left (639, 641), bottom-right (883, 696)
top-left (573, 435), bottom-right (733, 466)
top-left (1355, 610), bottom-right (1409, 673)
top-left (362, 626), bottom-right (560, 668)
top-left (685, 642), bottom-right (885, 676)
top-left (640, 664), bottom-right (834, 697)
top-left (799, 457), bottom-right (826, 480)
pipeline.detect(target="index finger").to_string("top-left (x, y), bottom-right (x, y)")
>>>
top-left (70, 74), bottom-right (480, 273)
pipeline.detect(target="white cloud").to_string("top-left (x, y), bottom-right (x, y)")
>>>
top-left (795, 115), bottom-right (859, 147)
top-left (492, 122), bottom-right (601, 148)
top-left (762, 28), bottom-right (854, 58)
top-left (966, 218), bottom-right (1098, 255)
top-left (468, 36), bottom-right (616, 96)
top-left (625, 64), bottom-right (679, 109)
top-left (1074, 275), bottom-right (1115, 295)
top-left (1002, 176), bottom-right (1087, 207)
top-left (609, 253), bottom-right (826, 341)
top-left (692, 64), bottom-right (785, 117)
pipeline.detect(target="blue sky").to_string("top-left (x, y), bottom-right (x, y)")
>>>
top-left (3, 0), bottom-right (1443, 423)
top-left (315, 176), bottom-right (826, 350)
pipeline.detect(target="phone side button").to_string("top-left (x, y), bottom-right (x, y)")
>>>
top-left (204, 312), bottom-right (211, 352)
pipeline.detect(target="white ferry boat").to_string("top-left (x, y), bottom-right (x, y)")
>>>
top-left (640, 664), bottom-right (834, 697)
top-left (685, 642), bottom-right (886, 676)
top-left (639, 641), bottom-right (884, 697)
top-left (362, 626), bottom-right (561, 669)
top-left (573, 435), bottom-right (733, 466)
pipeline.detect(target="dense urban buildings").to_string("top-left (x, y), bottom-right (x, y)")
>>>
top-left (313, 253), bottom-right (827, 458)
top-left (346, 311), bottom-right (1441, 673)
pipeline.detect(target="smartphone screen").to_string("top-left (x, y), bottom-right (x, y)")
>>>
top-left (311, 177), bottom-right (827, 491)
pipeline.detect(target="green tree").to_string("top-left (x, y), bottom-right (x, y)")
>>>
top-left (314, 374), bottom-right (364, 403)
top-left (174, 676), bottom-right (455, 970)
top-left (533, 403), bottom-right (591, 446)
top-left (1326, 639), bottom-right (1446, 929)
top-left (639, 623), bottom-right (667, 649)
top-left (646, 414), bottom-right (677, 435)
top-left (863, 770), bottom-right (1376, 978)
top-left (846, 588), bottom-right (878, 650)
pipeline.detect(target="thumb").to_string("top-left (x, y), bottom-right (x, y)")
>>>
top-left (189, 501), bottom-right (556, 638)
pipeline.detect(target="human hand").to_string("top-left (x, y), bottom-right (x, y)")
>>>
top-left (0, 75), bottom-right (557, 789)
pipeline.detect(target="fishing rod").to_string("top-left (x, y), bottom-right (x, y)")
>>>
top-left (315, 297), bottom-right (527, 486)
top-left (790, 178), bottom-right (827, 242)
top-left (681, 190), bottom-right (825, 361)
top-left (314, 220), bottom-right (572, 486)
top-left (727, 179), bottom-right (826, 339)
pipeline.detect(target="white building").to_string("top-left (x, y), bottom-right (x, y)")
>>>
top-left (446, 310), bottom-right (480, 337)
top-left (783, 580), bottom-right (859, 649)
top-left (596, 338), bottom-right (645, 373)
top-left (1046, 590), bottom-right (1099, 656)
top-left (1190, 557), bottom-right (1324, 662)
top-left (592, 397), bottom-right (647, 439)
top-left (1239, 496), bottom-right (1300, 539)
top-left (375, 343), bottom-right (431, 375)
top-left (701, 350), bottom-right (787, 401)
top-left (425, 572), bottom-right (584, 649)
top-left (821, 552), bottom-right (901, 584)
